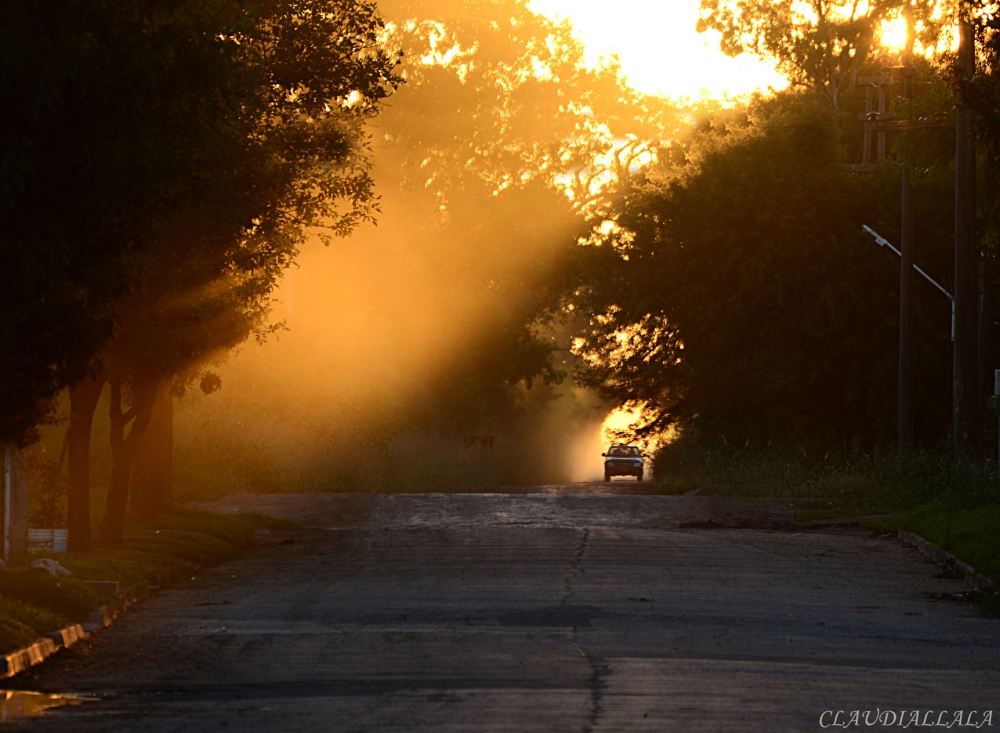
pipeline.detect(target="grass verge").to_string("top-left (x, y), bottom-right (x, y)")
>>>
top-left (0, 508), bottom-right (292, 655)
top-left (888, 505), bottom-right (1000, 619)
top-left (897, 505), bottom-right (1000, 580)
top-left (653, 438), bottom-right (1000, 616)
top-left (653, 442), bottom-right (1000, 515)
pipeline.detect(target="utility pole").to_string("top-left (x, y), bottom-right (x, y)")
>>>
top-left (2, 444), bottom-right (28, 565)
top-left (847, 75), bottom-right (893, 174)
top-left (954, 14), bottom-right (979, 462)
top-left (897, 3), bottom-right (916, 456)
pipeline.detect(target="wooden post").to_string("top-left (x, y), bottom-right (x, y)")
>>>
top-left (3, 445), bottom-right (29, 563)
top-left (954, 16), bottom-right (979, 461)
top-left (848, 75), bottom-right (895, 174)
top-left (899, 162), bottom-right (915, 455)
top-left (1, 445), bottom-right (6, 565)
top-left (898, 8), bottom-right (916, 456)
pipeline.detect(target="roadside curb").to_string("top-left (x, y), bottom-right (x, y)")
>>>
top-left (0, 582), bottom-right (152, 679)
top-left (1, 637), bottom-right (60, 679)
top-left (898, 529), bottom-right (997, 593)
top-left (796, 513), bottom-right (899, 528)
top-left (83, 582), bottom-right (150, 632)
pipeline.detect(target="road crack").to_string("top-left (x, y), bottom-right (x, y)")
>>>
top-left (577, 646), bottom-right (610, 733)
top-left (561, 528), bottom-right (589, 608)
top-left (561, 529), bottom-right (607, 731)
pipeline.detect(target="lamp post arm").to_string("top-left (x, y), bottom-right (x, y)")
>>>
top-left (862, 225), bottom-right (955, 340)
top-left (863, 224), bottom-right (903, 257)
top-left (862, 225), bottom-right (953, 301)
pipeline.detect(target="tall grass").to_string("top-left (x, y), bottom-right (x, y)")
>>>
top-left (653, 437), bottom-right (1000, 515)
top-left (173, 429), bottom-right (511, 501)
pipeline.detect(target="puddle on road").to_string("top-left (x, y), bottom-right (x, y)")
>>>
top-left (0, 690), bottom-right (89, 722)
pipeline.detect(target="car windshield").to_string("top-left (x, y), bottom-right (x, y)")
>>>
top-left (608, 445), bottom-right (640, 457)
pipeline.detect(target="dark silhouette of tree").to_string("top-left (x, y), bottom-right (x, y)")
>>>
top-left (956, 6), bottom-right (1000, 250)
top-left (56, 0), bottom-right (401, 547)
top-left (573, 92), bottom-right (956, 450)
top-left (1, 1), bottom-right (257, 446)
top-left (1, 0), bottom-right (400, 450)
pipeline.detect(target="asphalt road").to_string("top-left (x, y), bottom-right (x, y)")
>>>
top-left (8, 490), bottom-right (1000, 732)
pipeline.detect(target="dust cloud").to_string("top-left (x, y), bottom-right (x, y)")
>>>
top-left (173, 127), bottom-right (600, 497)
top-left (562, 405), bottom-right (664, 483)
top-left (168, 0), bottom-right (675, 497)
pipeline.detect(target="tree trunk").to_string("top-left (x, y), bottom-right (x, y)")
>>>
top-left (97, 372), bottom-right (157, 545)
top-left (129, 380), bottom-right (173, 522)
top-left (67, 374), bottom-right (106, 552)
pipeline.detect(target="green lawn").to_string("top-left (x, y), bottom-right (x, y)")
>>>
top-left (898, 505), bottom-right (1000, 580)
top-left (0, 509), bottom-right (292, 655)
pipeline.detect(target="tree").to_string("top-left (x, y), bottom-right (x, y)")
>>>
top-left (129, 380), bottom-right (174, 522)
top-left (360, 0), bottom-right (681, 431)
top-left (66, 375), bottom-right (105, 552)
top-left (168, 0), bottom-right (686, 495)
top-left (0, 0), bottom-right (266, 446)
top-left (572, 94), bottom-right (956, 450)
top-left (950, 3), bottom-right (1000, 460)
top-left (57, 0), bottom-right (402, 546)
top-left (960, 6), bottom-right (1000, 248)
top-left (696, 0), bottom-right (944, 112)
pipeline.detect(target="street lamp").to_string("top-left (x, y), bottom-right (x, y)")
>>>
top-left (862, 225), bottom-right (954, 341)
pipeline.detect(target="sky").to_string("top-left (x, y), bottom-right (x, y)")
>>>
top-left (528, 0), bottom-right (788, 100)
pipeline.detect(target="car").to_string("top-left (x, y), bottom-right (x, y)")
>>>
top-left (602, 444), bottom-right (644, 482)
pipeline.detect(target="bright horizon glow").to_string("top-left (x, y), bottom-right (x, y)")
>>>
top-left (528, 0), bottom-right (789, 100)
top-left (878, 16), bottom-right (910, 52)
top-left (876, 15), bottom-right (955, 57)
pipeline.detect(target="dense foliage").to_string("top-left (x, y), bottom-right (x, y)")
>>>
top-left (370, 0), bottom-right (679, 432)
top-left (560, 0), bottom-right (1000, 458)
top-left (0, 0), bottom-right (400, 450)
top-left (572, 80), bottom-right (959, 451)
top-left (0, 0), bottom-right (243, 445)
top-left (697, 0), bottom-right (949, 111)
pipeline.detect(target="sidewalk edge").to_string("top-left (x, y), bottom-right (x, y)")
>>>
top-left (898, 529), bottom-right (997, 593)
top-left (0, 582), bottom-right (151, 679)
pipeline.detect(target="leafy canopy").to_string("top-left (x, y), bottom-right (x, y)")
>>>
top-left (0, 0), bottom-right (401, 445)
top-left (697, 0), bottom-right (947, 110)
top-left (572, 93), bottom-right (955, 449)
